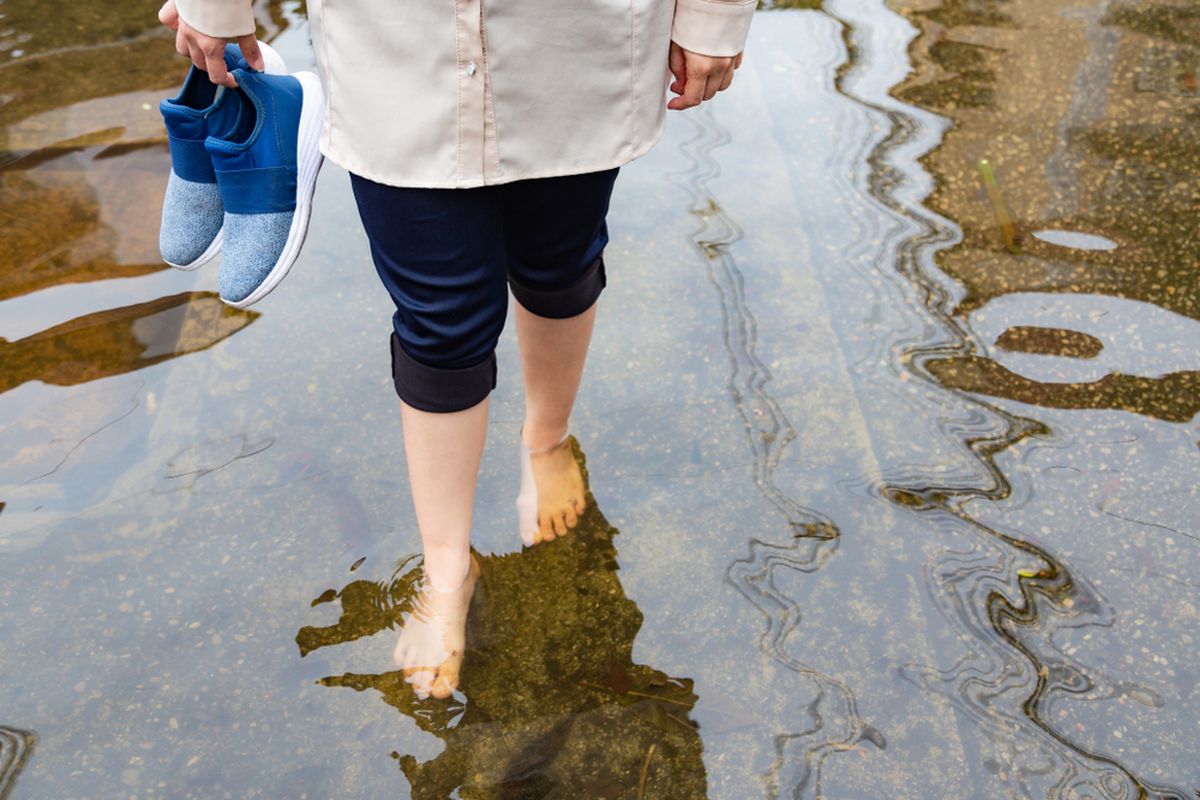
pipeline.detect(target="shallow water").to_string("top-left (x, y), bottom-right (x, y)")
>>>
top-left (1, 0), bottom-right (1198, 797)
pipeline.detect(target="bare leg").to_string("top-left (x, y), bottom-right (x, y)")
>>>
top-left (515, 302), bottom-right (595, 543)
top-left (516, 302), bottom-right (596, 449)
top-left (394, 398), bottom-right (486, 698)
top-left (400, 398), bottom-right (487, 588)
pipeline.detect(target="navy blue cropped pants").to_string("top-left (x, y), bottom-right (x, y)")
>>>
top-left (350, 168), bottom-right (619, 413)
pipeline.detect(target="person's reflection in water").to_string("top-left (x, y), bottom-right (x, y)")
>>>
top-left (297, 438), bottom-right (707, 798)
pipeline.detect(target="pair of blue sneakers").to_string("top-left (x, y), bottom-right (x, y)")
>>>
top-left (159, 42), bottom-right (324, 308)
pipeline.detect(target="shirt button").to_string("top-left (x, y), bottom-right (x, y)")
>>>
top-left (466, 61), bottom-right (477, 77)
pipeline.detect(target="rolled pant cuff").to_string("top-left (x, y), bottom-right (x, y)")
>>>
top-left (507, 255), bottom-right (606, 320)
top-left (390, 332), bottom-right (497, 413)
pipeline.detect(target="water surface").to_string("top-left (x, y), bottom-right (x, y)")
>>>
top-left (1, 0), bottom-right (1197, 797)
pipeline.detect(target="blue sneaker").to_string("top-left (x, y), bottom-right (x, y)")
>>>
top-left (158, 42), bottom-right (287, 270)
top-left (205, 69), bottom-right (325, 308)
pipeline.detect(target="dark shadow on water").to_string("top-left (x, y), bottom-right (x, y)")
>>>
top-left (297, 440), bottom-right (707, 798)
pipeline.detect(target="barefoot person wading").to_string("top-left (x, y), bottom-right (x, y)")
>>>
top-left (160, 0), bottom-right (753, 700)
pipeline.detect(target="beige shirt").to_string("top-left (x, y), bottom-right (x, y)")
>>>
top-left (175, 0), bottom-right (755, 188)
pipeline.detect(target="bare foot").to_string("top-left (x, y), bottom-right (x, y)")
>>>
top-left (393, 554), bottom-right (480, 699)
top-left (516, 435), bottom-right (587, 546)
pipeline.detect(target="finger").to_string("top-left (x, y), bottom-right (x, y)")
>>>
top-left (187, 40), bottom-right (207, 72)
top-left (203, 41), bottom-right (237, 87)
top-left (668, 59), bottom-right (710, 110)
top-left (175, 27), bottom-right (189, 57)
top-left (703, 70), bottom-right (721, 101)
top-left (237, 34), bottom-right (265, 71)
top-left (734, 51), bottom-right (744, 69)
top-left (159, 1), bottom-right (180, 31)
top-left (682, 70), bottom-right (708, 107)
top-left (718, 64), bottom-right (735, 92)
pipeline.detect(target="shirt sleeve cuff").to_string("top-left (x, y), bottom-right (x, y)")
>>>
top-left (175, 0), bottom-right (256, 38)
top-left (671, 0), bottom-right (756, 58)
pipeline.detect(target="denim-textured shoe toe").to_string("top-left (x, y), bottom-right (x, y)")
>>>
top-left (159, 172), bottom-right (225, 268)
top-left (218, 211), bottom-right (294, 304)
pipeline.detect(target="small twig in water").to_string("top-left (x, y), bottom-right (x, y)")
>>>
top-left (637, 743), bottom-right (657, 800)
top-left (1102, 507), bottom-right (1200, 543)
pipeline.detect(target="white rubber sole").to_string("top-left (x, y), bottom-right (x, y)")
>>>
top-left (258, 41), bottom-right (287, 76)
top-left (223, 70), bottom-right (325, 309)
top-left (165, 224), bottom-right (224, 271)
top-left (163, 42), bottom-right (287, 272)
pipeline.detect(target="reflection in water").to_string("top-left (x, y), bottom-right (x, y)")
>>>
top-left (0, 13), bottom-right (181, 300)
top-left (0, 292), bottom-right (258, 394)
top-left (0, 726), bottom-right (35, 800)
top-left (0, 0), bottom-right (1196, 795)
top-left (1029, 230), bottom-right (1118, 252)
top-left (894, 0), bottom-right (1199, 322)
top-left (863, 0), bottom-right (1195, 795)
top-left (671, 106), bottom-right (885, 798)
top-left (298, 440), bottom-right (707, 797)
top-left (926, 356), bottom-right (1200, 423)
top-left (993, 326), bottom-right (1104, 359)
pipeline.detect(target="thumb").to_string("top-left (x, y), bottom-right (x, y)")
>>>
top-left (237, 34), bottom-right (265, 72)
top-left (668, 41), bottom-right (686, 96)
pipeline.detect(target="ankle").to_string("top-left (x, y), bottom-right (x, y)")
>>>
top-left (423, 546), bottom-right (471, 592)
top-left (521, 422), bottom-right (569, 453)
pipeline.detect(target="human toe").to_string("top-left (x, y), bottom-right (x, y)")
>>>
top-left (431, 662), bottom-right (460, 699)
top-left (405, 667), bottom-right (435, 698)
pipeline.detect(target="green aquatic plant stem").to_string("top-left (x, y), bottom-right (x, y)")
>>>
top-left (977, 158), bottom-right (1021, 254)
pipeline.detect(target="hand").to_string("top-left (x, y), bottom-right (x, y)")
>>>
top-left (667, 42), bottom-right (743, 110)
top-left (158, 0), bottom-right (263, 88)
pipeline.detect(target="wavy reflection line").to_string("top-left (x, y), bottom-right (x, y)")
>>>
top-left (823, 0), bottom-right (1192, 797)
top-left (670, 96), bottom-right (876, 800)
top-left (0, 726), bottom-right (35, 800)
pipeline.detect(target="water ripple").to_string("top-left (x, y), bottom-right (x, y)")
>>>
top-left (825, 0), bottom-right (1193, 796)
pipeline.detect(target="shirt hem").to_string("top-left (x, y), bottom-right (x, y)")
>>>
top-left (320, 111), bottom-right (668, 189)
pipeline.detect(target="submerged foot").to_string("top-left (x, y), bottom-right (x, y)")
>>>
top-left (393, 554), bottom-right (480, 699)
top-left (516, 434), bottom-right (587, 546)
